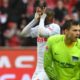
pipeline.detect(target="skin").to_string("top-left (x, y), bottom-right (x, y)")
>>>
top-left (64, 25), bottom-right (80, 46)
top-left (36, 6), bottom-right (53, 24)
top-left (57, 0), bottom-right (64, 9)
top-left (36, 7), bottom-right (43, 17)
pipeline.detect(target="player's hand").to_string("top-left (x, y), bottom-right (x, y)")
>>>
top-left (40, 7), bottom-right (47, 19)
top-left (36, 7), bottom-right (43, 16)
top-left (34, 7), bottom-right (43, 20)
top-left (34, 12), bottom-right (40, 20)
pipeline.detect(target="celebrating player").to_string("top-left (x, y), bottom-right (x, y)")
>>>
top-left (21, 5), bottom-right (60, 80)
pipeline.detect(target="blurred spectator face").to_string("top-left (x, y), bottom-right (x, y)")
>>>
top-left (57, 0), bottom-right (64, 9)
top-left (8, 22), bottom-right (17, 29)
top-left (22, 0), bottom-right (28, 4)
top-left (72, 12), bottom-right (79, 21)
top-left (0, 13), bottom-right (8, 24)
top-left (3, 0), bottom-right (9, 8)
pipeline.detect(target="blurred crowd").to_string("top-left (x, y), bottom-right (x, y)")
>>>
top-left (0, 0), bottom-right (80, 47)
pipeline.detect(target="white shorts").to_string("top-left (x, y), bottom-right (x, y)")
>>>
top-left (32, 71), bottom-right (49, 80)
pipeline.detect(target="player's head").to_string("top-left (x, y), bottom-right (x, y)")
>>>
top-left (63, 20), bottom-right (80, 42)
top-left (45, 8), bottom-right (54, 25)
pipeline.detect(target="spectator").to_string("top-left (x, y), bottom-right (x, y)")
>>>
top-left (4, 21), bottom-right (21, 47)
top-left (53, 0), bottom-right (68, 25)
top-left (0, 0), bottom-right (9, 46)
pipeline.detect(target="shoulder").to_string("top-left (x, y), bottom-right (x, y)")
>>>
top-left (47, 35), bottom-right (63, 43)
top-left (48, 23), bottom-right (60, 32)
top-left (50, 23), bottom-right (60, 28)
top-left (77, 39), bottom-right (80, 49)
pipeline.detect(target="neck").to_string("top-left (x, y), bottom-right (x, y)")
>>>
top-left (64, 36), bottom-right (75, 47)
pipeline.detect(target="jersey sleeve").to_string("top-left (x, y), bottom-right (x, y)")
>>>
top-left (21, 19), bottom-right (38, 37)
top-left (44, 37), bottom-right (58, 79)
top-left (27, 26), bottom-right (38, 37)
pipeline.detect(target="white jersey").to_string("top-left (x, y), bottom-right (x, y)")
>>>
top-left (21, 18), bottom-right (60, 80)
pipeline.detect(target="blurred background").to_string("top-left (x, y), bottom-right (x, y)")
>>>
top-left (0, 0), bottom-right (80, 80)
top-left (0, 0), bottom-right (80, 47)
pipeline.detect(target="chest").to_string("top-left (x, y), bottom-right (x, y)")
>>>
top-left (52, 41), bottom-right (80, 65)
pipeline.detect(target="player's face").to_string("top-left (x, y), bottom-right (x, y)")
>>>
top-left (36, 7), bottom-right (43, 16)
top-left (65, 25), bottom-right (80, 42)
top-left (45, 15), bottom-right (53, 24)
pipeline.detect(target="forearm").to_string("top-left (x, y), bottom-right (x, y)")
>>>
top-left (38, 17), bottom-right (45, 30)
top-left (21, 19), bottom-right (38, 36)
top-left (38, 14), bottom-right (49, 37)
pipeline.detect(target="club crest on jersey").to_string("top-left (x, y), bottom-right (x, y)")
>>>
top-left (72, 56), bottom-right (79, 62)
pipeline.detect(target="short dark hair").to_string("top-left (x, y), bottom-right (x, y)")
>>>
top-left (62, 20), bottom-right (80, 30)
top-left (45, 8), bottom-right (54, 25)
top-left (46, 8), bottom-right (54, 18)
top-left (34, 0), bottom-right (46, 10)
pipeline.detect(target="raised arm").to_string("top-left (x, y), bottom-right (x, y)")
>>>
top-left (20, 18), bottom-right (38, 37)
top-left (38, 14), bottom-right (60, 37)
top-left (38, 8), bottom-right (60, 37)
top-left (20, 6), bottom-right (43, 37)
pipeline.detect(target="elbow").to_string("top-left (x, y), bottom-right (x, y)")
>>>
top-left (20, 31), bottom-right (25, 37)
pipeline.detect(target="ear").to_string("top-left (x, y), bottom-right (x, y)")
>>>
top-left (64, 29), bottom-right (68, 34)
